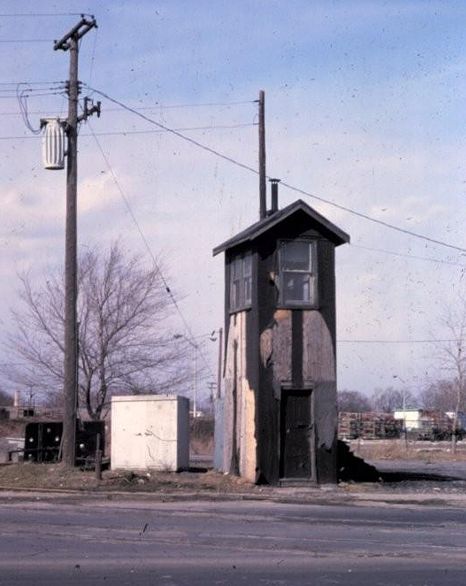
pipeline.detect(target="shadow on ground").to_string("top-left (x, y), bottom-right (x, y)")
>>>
top-left (337, 441), bottom-right (465, 485)
top-left (377, 470), bottom-right (462, 483)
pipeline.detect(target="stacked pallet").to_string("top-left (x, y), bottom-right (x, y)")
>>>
top-left (338, 412), bottom-right (361, 439)
top-left (338, 412), bottom-right (402, 440)
top-left (429, 410), bottom-right (453, 432)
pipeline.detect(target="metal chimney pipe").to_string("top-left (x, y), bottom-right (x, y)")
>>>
top-left (269, 178), bottom-right (280, 213)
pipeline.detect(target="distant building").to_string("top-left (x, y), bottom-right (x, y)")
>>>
top-left (394, 409), bottom-right (453, 436)
top-left (445, 412), bottom-right (466, 430)
top-left (394, 409), bottom-right (428, 432)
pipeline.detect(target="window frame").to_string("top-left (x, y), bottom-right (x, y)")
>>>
top-left (277, 239), bottom-right (318, 308)
top-left (229, 251), bottom-right (253, 313)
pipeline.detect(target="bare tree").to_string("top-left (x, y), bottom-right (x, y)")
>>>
top-left (419, 380), bottom-right (464, 412)
top-left (0, 388), bottom-right (13, 406)
top-left (438, 296), bottom-right (466, 452)
top-left (372, 386), bottom-right (416, 413)
top-left (2, 242), bottom-right (191, 420)
top-left (337, 390), bottom-right (372, 413)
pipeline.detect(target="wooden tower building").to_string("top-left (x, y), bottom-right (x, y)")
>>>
top-left (213, 187), bottom-right (349, 484)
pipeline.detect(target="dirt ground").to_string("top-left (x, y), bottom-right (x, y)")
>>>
top-left (0, 461), bottom-right (260, 494)
top-left (349, 438), bottom-right (466, 462)
top-left (3, 420), bottom-right (466, 496)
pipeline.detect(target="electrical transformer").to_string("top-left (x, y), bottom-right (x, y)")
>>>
top-left (41, 118), bottom-right (65, 170)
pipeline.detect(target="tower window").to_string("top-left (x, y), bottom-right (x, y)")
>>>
top-left (230, 252), bottom-right (252, 312)
top-left (279, 240), bottom-right (317, 307)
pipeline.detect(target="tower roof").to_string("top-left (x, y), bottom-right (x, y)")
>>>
top-left (213, 199), bottom-right (350, 256)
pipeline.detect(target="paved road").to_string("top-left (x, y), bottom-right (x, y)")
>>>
top-left (0, 492), bottom-right (465, 585)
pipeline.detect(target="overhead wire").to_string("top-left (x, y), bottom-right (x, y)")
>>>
top-left (0, 87), bottom-right (62, 93)
top-left (0, 91), bottom-right (66, 99)
top-left (0, 81), bottom-right (65, 85)
top-left (279, 179), bottom-right (466, 255)
top-left (85, 85), bottom-right (466, 256)
top-left (350, 243), bottom-right (466, 268)
top-left (338, 339), bottom-right (459, 344)
top-left (84, 86), bottom-right (260, 177)
top-left (0, 103), bottom-right (253, 115)
top-left (0, 123), bottom-right (255, 140)
top-left (16, 83), bottom-right (54, 134)
top-left (0, 85), bottom-right (65, 93)
top-left (85, 120), bottom-right (215, 378)
top-left (3, 84), bottom-right (464, 269)
top-left (3, 88), bottom-right (464, 269)
top-left (83, 123), bottom-right (256, 136)
top-left (133, 100), bottom-right (256, 109)
top-left (0, 12), bottom-right (87, 17)
top-left (88, 25), bottom-right (98, 84)
top-left (0, 39), bottom-right (53, 43)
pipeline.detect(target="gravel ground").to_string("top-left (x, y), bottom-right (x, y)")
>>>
top-left (363, 458), bottom-right (466, 495)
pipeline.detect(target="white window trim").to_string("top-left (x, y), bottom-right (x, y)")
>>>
top-left (278, 239), bottom-right (318, 308)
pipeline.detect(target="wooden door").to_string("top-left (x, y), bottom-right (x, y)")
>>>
top-left (280, 389), bottom-right (314, 479)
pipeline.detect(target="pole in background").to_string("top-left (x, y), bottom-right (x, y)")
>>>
top-left (95, 433), bottom-right (102, 481)
top-left (193, 345), bottom-right (198, 418)
top-left (258, 90), bottom-right (266, 220)
top-left (216, 327), bottom-right (223, 399)
top-left (53, 17), bottom-right (98, 466)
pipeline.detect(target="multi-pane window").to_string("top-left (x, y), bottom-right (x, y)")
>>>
top-left (279, 240), bottom-right (317, 306)
top-left (230, 252), bottom-right (252, 311)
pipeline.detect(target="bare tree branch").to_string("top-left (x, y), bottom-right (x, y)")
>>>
top-left (1, 242), bottom-right (193, 419)
top-left (436, 294), bottom-right (466, 452)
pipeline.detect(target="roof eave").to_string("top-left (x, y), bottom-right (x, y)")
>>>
top-left (213, 199), bottom-right (350, 256)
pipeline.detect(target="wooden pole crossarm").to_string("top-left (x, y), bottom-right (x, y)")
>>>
top-left (54, 17), bottom-right (97, 52)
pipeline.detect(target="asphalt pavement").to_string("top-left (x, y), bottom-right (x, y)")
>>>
top-left (1, 491), bottom-right (466, 585)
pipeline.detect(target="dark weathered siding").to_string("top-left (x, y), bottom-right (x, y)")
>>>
top-left (253, 220), bottom-right (338, 484)
top-left (218, 208), bottom-right (342, 485)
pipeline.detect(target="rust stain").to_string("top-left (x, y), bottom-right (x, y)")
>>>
top-left (274, 309), bottom-right (288, 321)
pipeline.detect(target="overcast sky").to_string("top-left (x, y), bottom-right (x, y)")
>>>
top-left (0, 0), bottom-right (465, 401)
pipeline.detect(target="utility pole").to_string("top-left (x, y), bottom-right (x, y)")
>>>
top-left (216, 327), bottom-right (223, 400)
top-left (258, 90), bottom-right (267, 220)
top-left (53, 16), bottom-right (98, 466)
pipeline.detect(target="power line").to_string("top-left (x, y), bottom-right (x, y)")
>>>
top-left (89, 123), bottom-right (255, 134)
top-left (0, 108), bottom-right (458, 267)
top-left (0, 123), bottom-right (255, 141)
top-left (17, 87), bottom-right (41, 134)
top-left (0, 99), bottom-right (253, 115)
top-left (88, 25), bottom-right (98, 84)
top-left (0, 86), bottom-right (65, 93)
top-left (0, 13), bottom-right (86, 17)
top-left (86, 121), bottom-right (214, 377)
top-left (0, 83), bottom-right (65, 95)
top-left (129, 99), bottom-right (255, 109)
top-left (85, 85), bottom-right (262, 173)
top-left (85, 85), bottom-right (466, 256)
top-left (0, 39), bottom-right (53, 43)
top-left (78, 123), bottom-right (255, 137)
top-left (16, 84), bottom-right (65, 135)
top-left (350, 243), bottom-right (466, 268)
top-left (338, 339), bottom-right (458, 344)
top-left (280, 179), bottom-right (466, 255)
top-left (0, 81), bottom-right (65, 87)
top-left (0, 91), bottom-right (66, 100)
